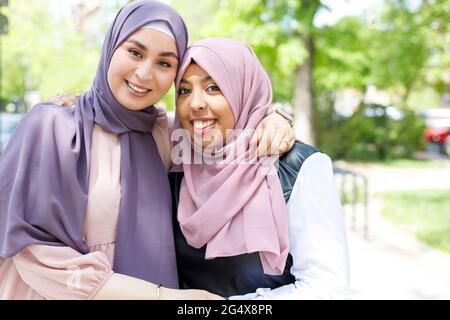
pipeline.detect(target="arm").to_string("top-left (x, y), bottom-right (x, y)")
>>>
top-left (251, 107), bottom-right (295, 157)
top-left (12, 244), bottom-right (114, 300)
top-left (12, 244), bottom-right (223, 300)
top-left (49, 94), bottom-right (296, 157)
top-left (94, 273), bottom-right (224, 300)
top-left (166, 110), bottom-right (296, 157)
top-left (46, 93), bottom-right (80, 108)
top-left (46, 94), bottom-right (174, 169)
top-left (229, 153), bottom-right (351, 300)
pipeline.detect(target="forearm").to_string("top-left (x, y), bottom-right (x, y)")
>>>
top-left (93, 273), bottom-right (224, 300)
top-left (229, 280), bottom-right (350, 300)
top-left (93, 273), bottom-right (159, 300)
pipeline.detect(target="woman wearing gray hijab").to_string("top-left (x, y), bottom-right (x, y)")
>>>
top-left (0, 0), bottom-right (222, 300)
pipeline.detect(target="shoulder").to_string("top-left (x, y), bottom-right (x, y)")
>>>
top-left (278, 141), bottom-right (320, 176)
top-left (27, 103), bottom-right (75, 122)
top-left (19, 103), bottom-right (76, 133)
top-left (277, 141), bottom-right (320, 202)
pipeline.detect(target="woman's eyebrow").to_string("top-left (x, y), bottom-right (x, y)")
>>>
top-left (126, 39), bottom-right (178, 61)
top-left (160, 51), bottom-right (179, 61)
top-left (126, 39), bottom-right (146, 51)
top-left (180, 76), bottom-right (212, 84)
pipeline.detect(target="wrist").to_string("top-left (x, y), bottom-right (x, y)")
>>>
top-left (269, 106), bottom-right (294, 127)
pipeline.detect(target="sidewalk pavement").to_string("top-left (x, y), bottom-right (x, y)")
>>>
top-left (346, 200), bottom-right (450, 300)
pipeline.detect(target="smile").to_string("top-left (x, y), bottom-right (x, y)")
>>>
top-left (192, 119), bottom-right (217, 130)
top-left (126, 80), bottom-right (151, 94)
top-left (191, 119), bottom-right (218, 136)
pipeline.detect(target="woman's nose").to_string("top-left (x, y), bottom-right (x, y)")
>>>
top-left (135, 62), bottom-right (154, 82)
top-left (190, 92), bottom-right (207, 111)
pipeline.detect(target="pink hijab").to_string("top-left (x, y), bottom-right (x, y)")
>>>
top-left (175, 38), bottom-right (289, 275)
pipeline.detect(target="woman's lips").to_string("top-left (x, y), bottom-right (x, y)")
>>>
top-left (126, 80), bottom-right (151, 97)
top-left (192, 119), bottom-right (217, 136)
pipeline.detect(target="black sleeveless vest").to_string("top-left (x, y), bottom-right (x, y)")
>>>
top-left (169, 141), bottom-right (318, 297)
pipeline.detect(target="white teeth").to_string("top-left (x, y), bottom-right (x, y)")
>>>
top-left (193, 120), bottom-right (215, 130)
top-left (127, 81), bottom-right (149, 93)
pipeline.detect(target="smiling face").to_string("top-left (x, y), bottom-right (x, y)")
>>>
top-left (177, 63), bottom-right (235, 149)
top-left (107, 28), bottom-right (179, 111)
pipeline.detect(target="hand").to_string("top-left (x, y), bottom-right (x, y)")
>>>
top-left (250, 112), bottom-right (296, 157)
top-left (47, 93), bottom-right (80, 108)
top-left (162, 287), bottom-right (225, 300)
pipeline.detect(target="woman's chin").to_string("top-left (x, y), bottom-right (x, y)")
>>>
top-left (190, 135), bottom-right (221, 151)
top-left (117, 95), bottom-right (156, 111)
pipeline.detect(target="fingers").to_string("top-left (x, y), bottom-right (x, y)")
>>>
top-left (257, 127), bottom-right (272, 158)
top-left (278, 130), bottom-right (296, 154)
top-left (250, 127), bottom-right (263, 147)
top-left (47, 94), bottom-right (61, 105)
top-left (53, 94), bottom-right (78, 108)
top-left (261, 127), bottom-right (295, 156)
top-left (251, 113), bottom-right (296, 158)
top-left (268, 128), bottom-right (283, 156)
top-left (48, 94), bottom-right (65, 106)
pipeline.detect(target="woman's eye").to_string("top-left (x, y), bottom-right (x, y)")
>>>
top-left (206, 84), bottom-right (221, 92)
top-left (158, 61), bottom-right (171, 68)
top-left (128, 49), bottom-right (142, 58)
top-left (178, 87), bottom-right (190, 95)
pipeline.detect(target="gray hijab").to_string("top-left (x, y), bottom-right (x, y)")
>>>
top-left (0, 0), bottom-right (188, 287)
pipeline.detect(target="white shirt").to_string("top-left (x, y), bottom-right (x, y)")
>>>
top-left (228, 152), bottom-right (351, 300)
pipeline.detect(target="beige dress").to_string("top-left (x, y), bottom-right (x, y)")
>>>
top-left (0, 109), bottom-right (171, 300)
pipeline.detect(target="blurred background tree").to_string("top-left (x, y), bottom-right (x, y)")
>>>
top-left (176, 0), bottom-right (323, 145)
top-left (1, 0), bottom-right (99, 109)
top-left (174, 0), bottom-right (448, 159)
top-left (1, 0), bottom-right (449, 160)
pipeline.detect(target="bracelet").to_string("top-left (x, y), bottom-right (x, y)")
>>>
top-left (156, 284), bottom-right (161, 300)
top-left (271, 106), bottom-right (294, 127)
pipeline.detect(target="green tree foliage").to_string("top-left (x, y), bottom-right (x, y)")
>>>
top-left (314, 17), bottom-right (372, 92)
top-left (369, 0), bottom-right (429, 105)
top-left (191, 0), bottom-right (322, 144)
top-left (316, 0), bottom-right (450, 107)
top-left (1, 0), bottom-right (99, 107)
top-left (188, 0), bottom-right (311, 102)
top-left (417, 0), bottom-right (450, 95)
top-left (0, 0), bottom-right (446, 159)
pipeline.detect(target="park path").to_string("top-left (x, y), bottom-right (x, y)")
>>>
top-left (339, 159), bottom-right (450, 299)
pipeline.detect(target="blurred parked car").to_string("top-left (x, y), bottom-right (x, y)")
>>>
top-left (360, 103), bottom-right (405, 120)
top-left (446, 135), bottom-right (450, 156)
top-left (422, 108), bottom-right (450, 155)
top-left (0, 112), bottom-right (24, 152)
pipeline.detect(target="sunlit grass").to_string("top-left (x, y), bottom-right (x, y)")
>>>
top-left (379, 189), bottom-right (450, 254)
top-left (337, 158), bottom-right (450, 169)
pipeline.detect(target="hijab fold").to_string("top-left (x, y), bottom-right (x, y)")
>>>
top-left (175, 39), bottom-right (289, 275)
top-left (0, 0), bottom-right (188, 287)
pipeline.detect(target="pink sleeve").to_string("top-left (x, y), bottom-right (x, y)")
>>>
top-left (152, 107), bottom-right (172, 171)
top-left (12, 244), bottom-right (113, 300)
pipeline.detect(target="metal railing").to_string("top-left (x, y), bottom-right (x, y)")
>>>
top-left (333, 165), bottom-right (369, 239)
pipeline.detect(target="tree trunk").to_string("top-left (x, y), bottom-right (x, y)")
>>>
top-left (293, 35), bottom-right (315, 146)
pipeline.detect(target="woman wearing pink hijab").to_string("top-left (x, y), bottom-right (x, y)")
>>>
top-left (170, 38), bottom-right (350, 299)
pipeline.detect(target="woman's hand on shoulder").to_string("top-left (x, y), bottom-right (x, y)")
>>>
top-left (47, 93), bottom-right (80, 108)
top-left (251, 111), bottom-right (296, 157)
